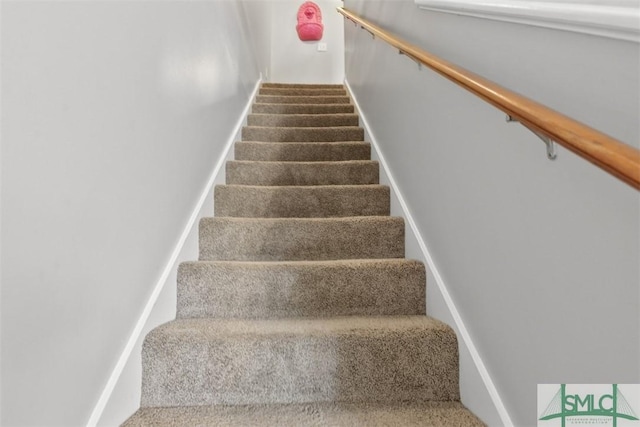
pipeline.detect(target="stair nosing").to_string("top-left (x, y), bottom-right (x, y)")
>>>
top-left (148, 315), bottom-right (453, 339)
top-left (215, 183), bottom-right (388, 189)
top-left (204, 215), bottom-right (402, 222)
top-left (179, 258), bottom-right (424, 267)
top-left (227, 160), bottom-right (378, 165)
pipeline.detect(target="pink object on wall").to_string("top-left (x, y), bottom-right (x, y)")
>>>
top-left (296, 2), bottom-right (324, 41)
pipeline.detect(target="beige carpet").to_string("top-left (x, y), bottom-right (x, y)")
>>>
top-left (122, 83), bottom-right (485, 426)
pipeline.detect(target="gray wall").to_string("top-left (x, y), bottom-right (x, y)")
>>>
top-left (0, 1), bottom-right (261, 425)
top-left (343, 1), bottom-right (640, 426)
top-left (242, 0), bottom-right (273, 82)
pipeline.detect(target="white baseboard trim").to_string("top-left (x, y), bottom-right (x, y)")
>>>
top-left (344, 79), bottom-right (513, 427)
top-left (85, 78), bottom-right (262, 427)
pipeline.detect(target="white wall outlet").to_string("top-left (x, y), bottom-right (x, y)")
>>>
top-left (317, 43), bottom-right (327, 52)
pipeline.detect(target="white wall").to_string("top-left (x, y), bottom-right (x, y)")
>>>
top-left (269, 0), bottom-right (344, 83)
top-left (242, 0), bottom-right (273, 82)
top-left (0, 1), bottom-right (262, 425)
top-left (343, 1), bottom-right (639, 426)
top-left (353, 99), bottom-right (505, 426)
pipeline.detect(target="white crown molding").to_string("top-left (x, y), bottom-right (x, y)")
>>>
top-left (415, 0), bottom-right (640, 42)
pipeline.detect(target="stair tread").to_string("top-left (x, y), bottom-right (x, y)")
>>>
top-left (234, 141), bottom-right (369, 146)
top-left (229, 160), bottom-right (376, 164)
top-left (142, 314), bottom-right (458, 407)
top-left (254, 102), bottom-right (348, 105)
top-left (214, 184), bottom-right (390, 217)
top-left (201, 215), bottom-right (402, 225)
top-left (148, 315), bottom-right (451, 339)
top-left (244, 125), bottom-right (362, 130)
top-left (248, 113), bottom-right (357, 117)
top-left (216, 183), bottom-right (387, 188)
top-left (253, 103), bottom-right (352, 107)
top-left (181, 258), bottom-right (423, 267)
top-left (259, 88), bottom-right (348, 96)
top-left (226, 160), bottom-right (379, 186)
top-left (253, 102), bottom-right (354, 107)
top-left (247, 113), bottom-right (359, 127)
top-left (199, 216), bottom-right (404, 261)
top-left (236, 141), bottom-right (369, 145)
top-left (177, 259), bottom-right (425, 319)
top-left (234, 141), bottom-right (371, 162)
top-left (262, 83), bottom-right (345, 88)
top-left (252, 103), bottom-right (355, 114)
top-left (124, 401), bottom-right (485, 426)
top-left (255, 95), bottom-right (351, 104)
top-left (242, 126), bottom-right (364, 143)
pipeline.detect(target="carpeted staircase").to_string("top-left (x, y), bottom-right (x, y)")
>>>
top-left (123, 83), bottom-right (485, 426)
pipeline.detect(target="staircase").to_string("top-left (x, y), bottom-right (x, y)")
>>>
top-left (123, 83), bottom-right (485, 426)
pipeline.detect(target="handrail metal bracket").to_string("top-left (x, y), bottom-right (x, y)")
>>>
top-left (399, 50), bottom-right (422, 70)
top-left (506, 115), bottom-right (557, 160)
top-left (361, 26), bottom-right (375, 38)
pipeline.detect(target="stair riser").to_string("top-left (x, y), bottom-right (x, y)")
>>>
top-left (177, 261), bottom-right (426, 319)
top-left (141, 326), bottom-right (459, 406)
top-left (199, 217), bottom-right (404, 261)
top-left (234, 142), bottom-right (371, 162)
top-left (259, 88), bottom-right (347, 96)
top-left (252, 104), bottom-right (354, 114)
top-left (214, 185), bottom-right (390, 218)
top-left (242, 126), bottom-right (364, 142)
top-left (247, 114), bottom-right (359, 128)
top-left (226, 161), bottom-right (379, 186)
top-left (256, 95), bottom-right (351, 104)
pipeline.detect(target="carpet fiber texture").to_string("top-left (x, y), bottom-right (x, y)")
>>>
top-left (125, 401), bottom-right (484, 427)
top-left (122, 83), bottom-right (485, 426)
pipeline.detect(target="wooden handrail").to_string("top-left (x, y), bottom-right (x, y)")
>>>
top-left (338, 7), bottom-right (640, 190)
